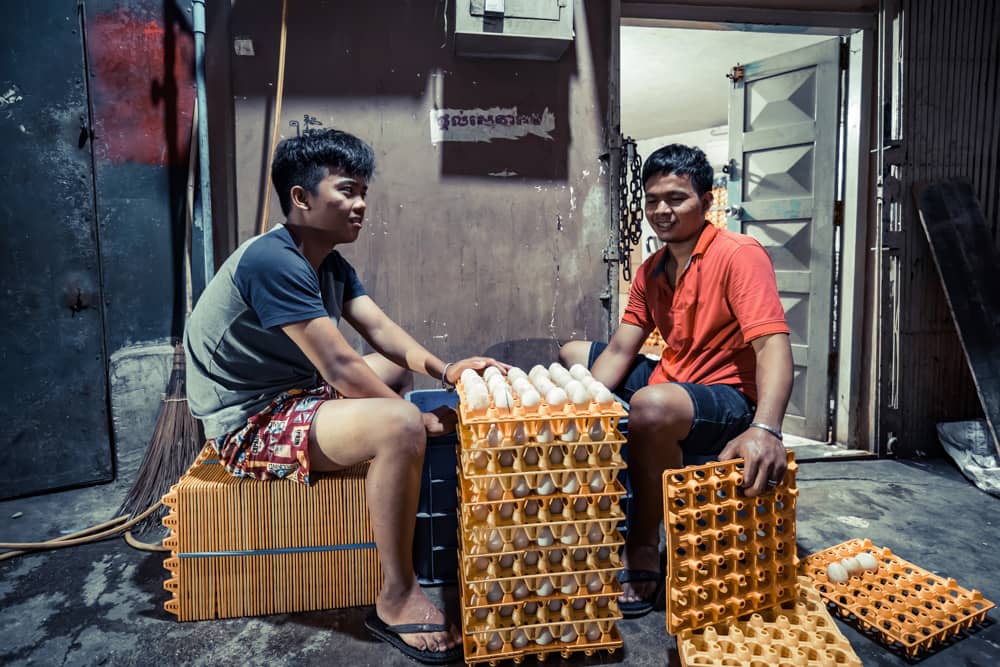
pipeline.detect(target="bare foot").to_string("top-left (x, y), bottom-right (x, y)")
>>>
top-left (376, 582), bottom-right (461, 654)
top-left (620, 543), bottom-right (661, 604)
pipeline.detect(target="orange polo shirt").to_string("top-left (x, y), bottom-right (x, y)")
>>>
top-left (622, 223), bottom-right (789, 402)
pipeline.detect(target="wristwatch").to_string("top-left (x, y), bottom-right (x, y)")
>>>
top-left (749, 422), bottom-right (783, 441)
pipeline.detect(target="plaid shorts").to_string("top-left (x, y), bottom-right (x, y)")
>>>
top-left (210, 385), bottom-right (339, 485)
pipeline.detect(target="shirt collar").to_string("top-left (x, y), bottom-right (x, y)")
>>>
top-left (692, 222), bottom-right (719, 257)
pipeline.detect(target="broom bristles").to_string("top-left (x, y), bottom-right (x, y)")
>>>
top-left (117, 343), bottom-right (203, 534)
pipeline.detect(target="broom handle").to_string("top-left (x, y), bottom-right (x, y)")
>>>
top-left (258, 0), bottom-right (288, 235)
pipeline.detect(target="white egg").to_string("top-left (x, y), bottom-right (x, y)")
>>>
top-left (561, 626), bottom-right (578, 643)
top-left (529, 364), bottom-right (548, 380)
top-left (564, 379), bottom-right (584, 396)
top-left (512, 476), bottom-right (531, 498)
top-left (560, 525), bottom-right (580, 545)
top-left (519, 388), bottom-right (542, 410)
top-left (523, 601), bottom-right (538, 615)
top-left (486, 375), bottom-right (506, 393)
top-left (841, 557), bottom-right (863, 577)
top-left (475, 556), bottom-right (490, 571)
top-left (574, 497), bottom-right (588, 514)
top-left (538, 474), bottom-right (556, 495)
top-left (487, 478), bottom-right (504, 501)
top-left (589, 421), bottom-right (606, 442)
top-left (569, 363), bottom-right (590, 380)
top-left (511, 378), bottom-right (534, 396)
top-left (536, 421), bottom-right (554, 443)
top-left (512, 630), bottom-right (529, 649)
top-left (487, 529), bottom-right (504, 553)
top-left (827, 561), bottom-right (849, 584)
top-left (487, 632), bottom-right (503, 652)
top-left (554, 371), bottom-right (573, 388)
top-left (593, 386), bottom-right (614, 408)
top-left (536, 577), bottom-right (554, 596)
top-left (562, 475), bottom-right (580, 494)
top-left (549, 498), bottom-right (564, 514)
top-left (499, 502), bottom-right (514, 519)
top-left (572, 597), bottom-right (586, 610)
top-left (513, 528), bottom-right (530, 550)
top-left (507, 367), bottom-right (527, 382)
top-left (569, 385), bottom-right (591, 409)
top-left (536, 628), bottom-right (553, 646)
top-left (487, 581), bottom-right (504, 602)
top-left (499, 604), bottom-right (513, 617)
top-left (560, 422), bottom-right (580, 442)
top-left (589, 472), bottom-right (606, 492)
top-left (524, 500), bottom-right (540, 516)
top-left (534, 377), bottom-right (556, 394)
top-left (585, 623), bottom-right (602, 642)
top-left (486, 424), bottom-right (504, 448)
top-left (548, 599), bottom-right (563, 612)
top-left (493, 387), bottom-right (514, 411)
top-left (549, 447), bottom-right (565, 465)
top-left (598, 443), bottom-right (613, 460)
top-left (471, 449), bottom-right (488, 470)
top-left (573, 548), bottom-right (587, 562)
top-left (466, 386), bottom-right (490, 412)
top-left (588, 524), bottom-right (604, 544)
top-left (545, 387), bottom-right (568, 408)
top-left (475, 606), bottom-right (488, 621)
top-left (472, 504), bottom-right (489, 521)
top-left (856, 551), bottom-right (879, 572)
top-left (597, 496), bottom-right (612, 512)
top-left (537, 527), bottom-right (554, 547)
top-left (523, 550), bottom-right (539, 566)
top-left (587, 572), bottom-right (603, 592)
top-left (548, 362), bottom-right (568, 376)
top-left (484, 366), bottom-right (502, 380)
top-left (574, 444), bottom-right (589, 462)
top-left (580, 376), bottom-right (597, 388)
top-left (561, 577), bottom-right (579, 595)
top-left (548, 549), bottom-right (564, 564)
top-left (523, 446), bottom-right (539, 466)
top-left (513, 581), bottom-right (529, 599)
top-left (499, 554), bottom-right (514, 569)
top-left (499, 451), bottom-right (514, 468)
top-left (596, 546), bottom-right (610, 561)
top-left (595, 595), bottom-right (610, 608)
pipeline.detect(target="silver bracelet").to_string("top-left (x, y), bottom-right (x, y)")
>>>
top-left (441, 362), bottom-right (456, 391)
top-left (749, 422), bottom-right (783, 441)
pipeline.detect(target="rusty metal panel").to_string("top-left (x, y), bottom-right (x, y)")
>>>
top-left (0, 0), bottom-right (112, 497)
top-left (889, 0), bottom-right (998, 456)
top-left (228, 0), bottom-right (612, 372)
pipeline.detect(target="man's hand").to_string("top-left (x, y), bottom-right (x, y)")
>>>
top-left (444, 356), bottom-right (511, 385)
top-left (718, 427), bottom-right (787, 497)
top-left (421, 406), bottom-right (458, 437)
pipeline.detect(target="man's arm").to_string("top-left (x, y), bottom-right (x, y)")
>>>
top-left (343, 295), bottom-right (507, 383)
top-left (281, 316), bottom-right (399, 399)
top-left (718, 332), bottom-right (793, 496)
top-left (590, 323), bottom-right (650, 391)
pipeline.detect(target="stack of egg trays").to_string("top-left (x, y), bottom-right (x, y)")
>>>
top-left (801, 538), bottom-right (995, 657)
top-left (456, 380), bottom-right (627, 665)
top-left (662, 452), bottom-right (801, 635)
top-left (677, 576), bottom-right (862, 666)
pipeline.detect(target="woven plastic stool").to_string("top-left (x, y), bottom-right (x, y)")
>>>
top-left (162, 445), bottom-right (382, 621)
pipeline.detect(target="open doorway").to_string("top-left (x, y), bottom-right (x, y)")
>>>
top-left (619, 22), bottom-right (873, 455)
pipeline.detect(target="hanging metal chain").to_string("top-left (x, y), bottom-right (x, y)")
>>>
top-left (618, 137), bottom-right (644, 282)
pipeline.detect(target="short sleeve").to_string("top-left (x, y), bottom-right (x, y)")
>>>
top-left (621, 260), bottom-right (653, 330)
top-left (725, 243), bottom-right (790, 342)
top-left (334, 253), bottom-right (367, 301)
top-left (235, 243), bottom-right (329, 329)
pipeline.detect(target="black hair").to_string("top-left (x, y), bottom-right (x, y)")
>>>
top-left (270, 128), bottom-right (376, 216)
top-left (640, 144), bottom-right (713, 197)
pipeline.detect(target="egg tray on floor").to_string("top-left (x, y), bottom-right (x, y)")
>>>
top-left (801, 538), bottom-right (995, 657)
top-left (461, 620), bottom-right (623, 666)
top-left (663, 452), bottom-right (800, 635)
top-left (677, 576), bottom-right (861, 667)
top-left (459, 434), bottom-right (626, 478)
top-left (460, 484), bottom-right (626, 530)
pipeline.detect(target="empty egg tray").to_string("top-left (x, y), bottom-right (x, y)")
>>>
top-left (677, 576), bottom-right (862, 667)
top-left (801, 538), bottom-right (995, 657)
top-left (460, 484), bottom-right (626, 529)
top-left (663, 453), bottom-right (800, 634)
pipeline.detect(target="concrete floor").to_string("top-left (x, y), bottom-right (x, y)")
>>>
top-left (2, 456), bottom-right (998, 666)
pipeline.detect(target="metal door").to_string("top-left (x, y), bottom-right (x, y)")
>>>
top-left (727, 38), bottom-right (842, 441)
top-left (0, 1), bottom-right (112, 497)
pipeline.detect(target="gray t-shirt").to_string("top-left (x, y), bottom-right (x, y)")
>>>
top-left (184, 224), bottom-right (366, 438)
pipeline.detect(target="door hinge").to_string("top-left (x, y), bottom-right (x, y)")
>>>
top-left (726, 64), bottom-right (745, 86)
top-left (833, 200), bottom-right (845, 227)
top-left (840, 41), bottom-right (850, 70)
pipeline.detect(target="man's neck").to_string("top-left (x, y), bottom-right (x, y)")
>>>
top-left (665, 224), bottom-right (705, 271)
top-left (283, 222), bottom-right (334, 272)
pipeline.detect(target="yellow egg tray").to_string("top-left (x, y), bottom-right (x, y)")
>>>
top-left (663, 453), bottom-right (800, 635)
top-left (463, 515), bottom-right (622, 551)
top-left (459, 434), bottom-right (626, 477)
top-left (456, 380), bottom-right (627, 435)
top-left (462, 541), bottom-right (624, 591)
top-left (463, 569), bottom-right (622, 615)
top-left (677, 576), bottom-right (861, 667)
top-left (460, 465), bottom-right (624, 504)
top-left (459, 559), bottom-right (624, 665)
top-left (801, 538), bottom-right (995, 657)
top-left (460, 484), bottom-right (626, 529)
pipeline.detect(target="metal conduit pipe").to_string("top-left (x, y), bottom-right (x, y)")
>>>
top-left (191, 0), bottom-right (213, 303)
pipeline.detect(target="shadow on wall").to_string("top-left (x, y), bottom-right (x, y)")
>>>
top-left (227, 0), bottom-right (601, 180)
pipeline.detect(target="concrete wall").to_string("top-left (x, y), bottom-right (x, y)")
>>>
top-left (221, 0), bottom-right (615, 381)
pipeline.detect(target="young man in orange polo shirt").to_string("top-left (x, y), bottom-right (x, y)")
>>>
top-left (560, 143), bottom-right (793, 618)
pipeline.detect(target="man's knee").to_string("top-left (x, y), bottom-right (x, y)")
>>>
top-left (628, 384), bottom-right (693, 433)
top-left (378, 400), bottom-right (426, 460)
top-left (559, 340), bottom-right (592, 368)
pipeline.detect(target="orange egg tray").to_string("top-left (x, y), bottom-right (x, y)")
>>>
top-left (663, 453), bottom-right (800, 635)
top-left (801, 538), bottom-right (995, 657)
top-left (677, 576), bottom-right (861, 667)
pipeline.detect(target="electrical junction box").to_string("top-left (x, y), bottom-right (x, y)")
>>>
top-left (455, 0), bottom-right (574, 61)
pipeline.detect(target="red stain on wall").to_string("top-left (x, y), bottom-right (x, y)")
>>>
top-left (89, 8), bottom-right (195, 166)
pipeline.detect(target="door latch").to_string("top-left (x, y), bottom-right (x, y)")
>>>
top-left (727, 64), bottom-right (745, 86)
top-left (725, 205), bottom-right (744, 220)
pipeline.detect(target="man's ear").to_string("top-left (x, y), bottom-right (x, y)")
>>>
top-left (701, 190), bottom-right (714, 212)
top-left (290, 185), bottom-right (310, 211)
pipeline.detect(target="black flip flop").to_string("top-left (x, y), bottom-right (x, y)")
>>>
top-left (617, 568), bottom-right (665, 619)
top-left (364, 611), bottom-right (463, 665)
